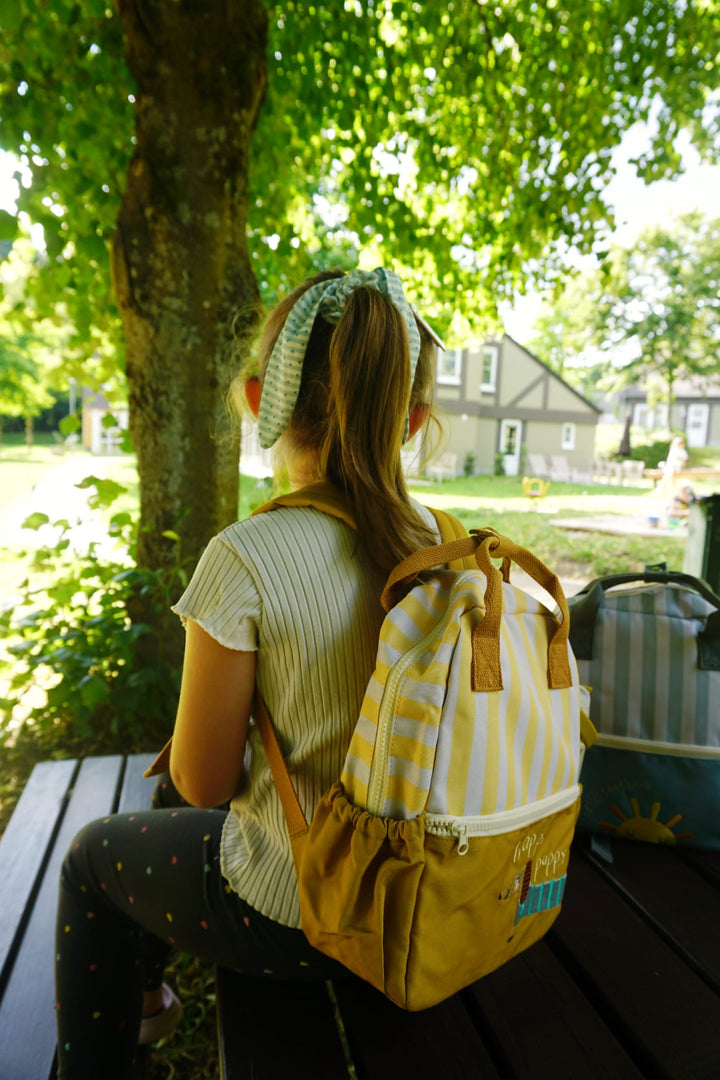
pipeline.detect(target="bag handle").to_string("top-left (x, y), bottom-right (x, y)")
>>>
top-left (568, 571), bottom-right (720, 670)
top-left (382, 528), bottom-right (572, 692)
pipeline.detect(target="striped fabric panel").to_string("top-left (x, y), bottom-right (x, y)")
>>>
top-left (428, 584), bottom-right (580, 817)
top-left (586, 585), bottom-right (717, 747)
top-left (342, 574), bottom-right (461, 808)
top-left (344, 574), bottom-right (581, 820)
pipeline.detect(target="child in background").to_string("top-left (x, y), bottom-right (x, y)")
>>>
top-left (668, 481), bottom-right (695, 524)
top-left (54, 268), bottom-right (444, 1079)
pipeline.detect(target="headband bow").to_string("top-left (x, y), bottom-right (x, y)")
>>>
top-left (257, 267), bottom-right (422, 449)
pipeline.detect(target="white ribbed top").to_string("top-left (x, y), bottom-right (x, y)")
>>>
top-left (172, 502), bottom-right (438, 926)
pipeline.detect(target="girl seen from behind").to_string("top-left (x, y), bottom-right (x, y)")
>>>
top-left (54, 267), bottom-right (443, 1078)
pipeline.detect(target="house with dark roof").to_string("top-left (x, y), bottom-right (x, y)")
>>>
top-left (429, 334), bottom-right (601, 477)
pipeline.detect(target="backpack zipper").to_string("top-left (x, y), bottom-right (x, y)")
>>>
top-left (366, 588), bottom-right (461, 815)
top-left (425, 784), bottom-right (581, 854)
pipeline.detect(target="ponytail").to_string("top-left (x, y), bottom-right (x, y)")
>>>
top-left (322, 286), bottom-right (436, 574)
top-left (249, 270), bottom-right (438, 576)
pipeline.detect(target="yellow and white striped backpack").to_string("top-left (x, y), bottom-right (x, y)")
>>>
top-left (254, 483), bottom-right (595, 1010)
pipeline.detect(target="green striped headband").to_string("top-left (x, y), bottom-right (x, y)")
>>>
top-left (257, 267), bottom-right (422, 449)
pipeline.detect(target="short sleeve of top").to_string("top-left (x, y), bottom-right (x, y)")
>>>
top-left (171, 536), bottom-right (261, 652)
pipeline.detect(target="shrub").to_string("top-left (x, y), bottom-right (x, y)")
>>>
top-left (0, 479), bottom-right (183, 756)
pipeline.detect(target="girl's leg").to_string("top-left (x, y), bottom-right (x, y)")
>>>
top-left (56, 806), bottom-right (346, 1079)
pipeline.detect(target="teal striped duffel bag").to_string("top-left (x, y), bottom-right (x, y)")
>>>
top-left (568, 571), bottom-right (720, 849)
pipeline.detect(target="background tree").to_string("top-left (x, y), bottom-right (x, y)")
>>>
top-left (527, 278), bottom-right (606, 401)
top-left (1, 0), bottom-right (720, 671)
top-left (0, 237), bottom-right (67, 445)
top-left (537, 213), bottom-right (720, 415)
top-left (0, 334), bottom-right (54, 446)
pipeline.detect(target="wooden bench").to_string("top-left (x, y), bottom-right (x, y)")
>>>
top-left (0, 755), bottom-right (155, 1080)
top-left (2, 758), bottom-right (720, 1079)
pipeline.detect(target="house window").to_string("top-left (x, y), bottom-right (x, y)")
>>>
top-left (561, 423), bottom-right (576, 451)
top-left (437, 348), bottom-right (462, 385)
top-left (480, 346), bottom-right (498, 392)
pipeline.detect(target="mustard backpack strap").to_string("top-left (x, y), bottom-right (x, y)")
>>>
top-left (430, 507), bottom-right (477, 571)
top-left (251, 481), bottom-right (356, 528)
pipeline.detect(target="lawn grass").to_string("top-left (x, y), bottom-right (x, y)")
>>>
top-left (407, 475), bottom-right (687, 579)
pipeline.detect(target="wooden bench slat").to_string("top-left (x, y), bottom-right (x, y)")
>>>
top-left (580, 842), bottom-right (720, 990)
top-left (215, 968), bottom-right (350, 1079)
top-left (0, 756), bottom-right (125, 1080)
top-left (0, 759), bottom-right (77, 991)
top-left (550, 852), bottom-right (720, 1079)
top-left (463, 939), bottom-right (644, 1079)
top-left (117, 754), bottom-right (157, 814)
top-left (332, 976), bottom-right (501, 1079)
top-left (681, 847), bottom-right (720, 889)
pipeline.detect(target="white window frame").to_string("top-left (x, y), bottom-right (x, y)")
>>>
top-left (437, 348), bottom-right (463, 385)
top-left (480, 346), bottom-right (498, 392)
top-left (561, 422), bottom-right (576, 451)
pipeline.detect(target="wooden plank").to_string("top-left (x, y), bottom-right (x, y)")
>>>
top-left (117, 754), bottom-right (157, 814)
top-left (332, 977), bottom-right (500, 1079)
top-left (0, 756), bottom-right (124, 1080)
top-left (463, 940), bottom-right (644, 1079)
top-left (579, 841), bottom-right (720, 991)
top-left (215, 968), bottom-right (350, 1079)
top-left (550, 852), bottom-right (720, 1079)
top-left (681, 848), bottom-right (720, 889)
top-left (0, 759), bottom-right (77, 991)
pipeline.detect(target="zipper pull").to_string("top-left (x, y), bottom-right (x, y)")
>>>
top-left (451, 822), bottom-right (469, 855)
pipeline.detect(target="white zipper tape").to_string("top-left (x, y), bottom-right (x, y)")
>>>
top-left (425, 784), bottom-right (581, 854)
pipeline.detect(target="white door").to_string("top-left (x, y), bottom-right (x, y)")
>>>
top-left (686, 403), bottom-right (709, 448)
top-left (499, 419), bottom-right (522, 476)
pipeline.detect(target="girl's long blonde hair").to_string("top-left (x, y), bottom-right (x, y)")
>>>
top-left (248, 269), bottom-right (439, 574)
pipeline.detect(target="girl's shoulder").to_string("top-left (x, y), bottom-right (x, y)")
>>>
top-left (217, 504), bottom-right (355, 566)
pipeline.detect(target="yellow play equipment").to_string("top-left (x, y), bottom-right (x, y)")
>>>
top-left (522, 476), bottom-right (551, 505)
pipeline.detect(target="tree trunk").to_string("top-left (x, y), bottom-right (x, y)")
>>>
top-left (111, 1), bottom-right (268, 674)
top-left (25, 416), bottom-right (34, 448)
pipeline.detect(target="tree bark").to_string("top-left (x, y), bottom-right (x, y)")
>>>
top-left (111, 1), bottom-right (267, 671)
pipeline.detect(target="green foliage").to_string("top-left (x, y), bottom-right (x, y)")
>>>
top-left (0, 490), bottom-right (183, 755)
top-left (462, 451), bottom-right (476, 478)
top-left (494, 451), bottom-right (505, 477)
top-left (538, 213), bottom-right (720, 407)
top-left (2, 1), bottom-right (720, 340)
top-left (0, 0), bottom-right (131, 379)
top-left (594, 213), bottom-right (720, 400)
top-left (250, 0), bottom-right (720, 328)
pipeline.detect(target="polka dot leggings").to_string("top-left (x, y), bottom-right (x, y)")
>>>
top-left (54, 799), bottom-right (348, 1079)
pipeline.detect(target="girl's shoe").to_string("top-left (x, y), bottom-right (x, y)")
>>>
top-left (139, 984), bottom-right (183, 1044)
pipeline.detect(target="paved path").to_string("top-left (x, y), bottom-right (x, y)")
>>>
top-left (1, 455), bottom-right (121, 553)
top-left (553, 513), bottom-right (684, 540)
top-left (0, 455), bottom-right (130, 607)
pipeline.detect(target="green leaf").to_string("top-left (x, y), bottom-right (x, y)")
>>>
top-left (0, 210), bottom-right (18, 242)
top-left (75, 475), bottom-right (127, 508)
top-left (78, 673), bottom-right (111, 708)
top-left (59, 414), bottom-right (81, 435)
top-left (22, 512), bottom-right (50, 531)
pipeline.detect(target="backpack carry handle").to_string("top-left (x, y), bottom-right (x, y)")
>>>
top-left (382, 529), bottom-right (573, 692)
top-left (568, 571), bottom-right (720, 671)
